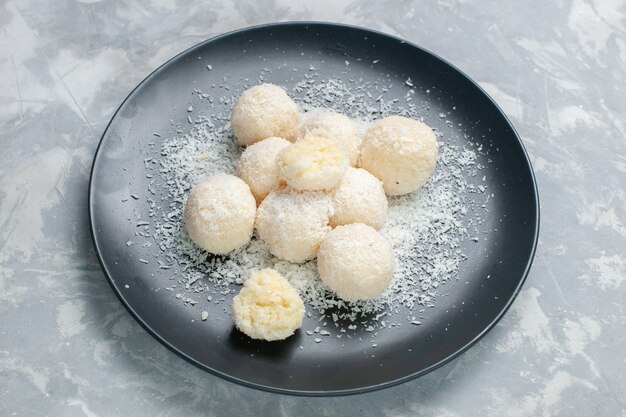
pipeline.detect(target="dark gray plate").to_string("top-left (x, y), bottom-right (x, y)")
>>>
top-left (89, 22), bottom-right (539, 396)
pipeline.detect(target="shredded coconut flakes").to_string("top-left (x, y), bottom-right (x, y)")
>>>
top-left (144, 76), bottom-right (486, 336)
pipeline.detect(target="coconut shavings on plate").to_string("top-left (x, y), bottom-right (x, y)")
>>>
top-left (144, 76), bottom-right (486, 334)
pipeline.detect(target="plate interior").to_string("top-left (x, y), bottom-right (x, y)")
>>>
top-left (90, 23), bottom-right (538, 395)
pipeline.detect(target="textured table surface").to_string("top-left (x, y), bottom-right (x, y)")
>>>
top-left (1, 1), bottom-right (625, 416)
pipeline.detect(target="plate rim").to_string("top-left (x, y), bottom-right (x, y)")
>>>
top-left (88, 21), bottom-right (540, 397)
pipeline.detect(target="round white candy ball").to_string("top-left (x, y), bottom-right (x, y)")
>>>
top-left (359, 115), bottom-right (438, 196)
top-left (317, 223), bottom-right (394, 302)
top-left (231, 83), bottom-right (300, 146)
top-left (184, 174), bottom-right (256, 254)
top-left (331, 167), bottom-right (388, 229)
top-left (232, 268), bottom-right (304, 341)
top-left (236, 136), bottom-right (290, 204)
top-left (300, 111), bottom-right (361, 166)
top-left (277, 128), bottom-right (349, 191)
top-left (256, 188), bottom-right (332, 263)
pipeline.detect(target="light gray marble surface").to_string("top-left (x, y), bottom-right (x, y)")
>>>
top-left (1, 0), bottom-right (625, 416)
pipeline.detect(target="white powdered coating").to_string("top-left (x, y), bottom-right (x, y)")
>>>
top-left (299, 110), bottom-right (361, 166)
top-left (256, 188), bottom-right (332, 263)
top-left (331, 167), bottom-right (388, 229)
top-left (149, 76), bottom-right (485, 330)
top-left (231, 83), bottom-right (300, 145)
top-left (360, 115), bottom-right (439, 196)
top-left (236, 136), bottom-right (290, 204)
top-left (318, 224), bottom-right (394, 302)
top-left (184, 174), bottom-right (256, 254)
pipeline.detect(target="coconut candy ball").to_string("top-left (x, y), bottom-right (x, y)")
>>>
top-left (359, 115), bottom-right (438, 196)
top-left (317, 223), bottom-right (394, 302)
top-left (299, 110), bottom-right (361, 166)
top-left (331, 167), bottom-right (388, 229)
top-left (231, 83), bottom-right (300, 146)
top-left (256, 188), bottom-right (332, 263)
top-left (236, 136), bottom-right (290, 204)
top-left (277, 128), bottom-right (349, 191)
top-left (184, 173), bottom-right (256, 254)
top-left (232, 268), bottom-right (305, 341)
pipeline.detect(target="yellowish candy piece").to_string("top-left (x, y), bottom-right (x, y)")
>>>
top-left (231, 83), bottom-right (300, 146)
top-left (359, 115), bottom-right (438, 196)
top-left (299, 111), bottom-right (361, 166)
top-left (236, 136), bottom-right (290, 204)
top-left (184, 174), bottom-right (256, 255)
top-left (232, 269), bottom-right (305, 341)
top-left (277, 128), bottom-right (349, 191)
top-left (331, 167), bottom-right (388, 229)
top-left (317, 223), bottom-right (394, 302)
top-left (256, 188), bottom-right (333, 263)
